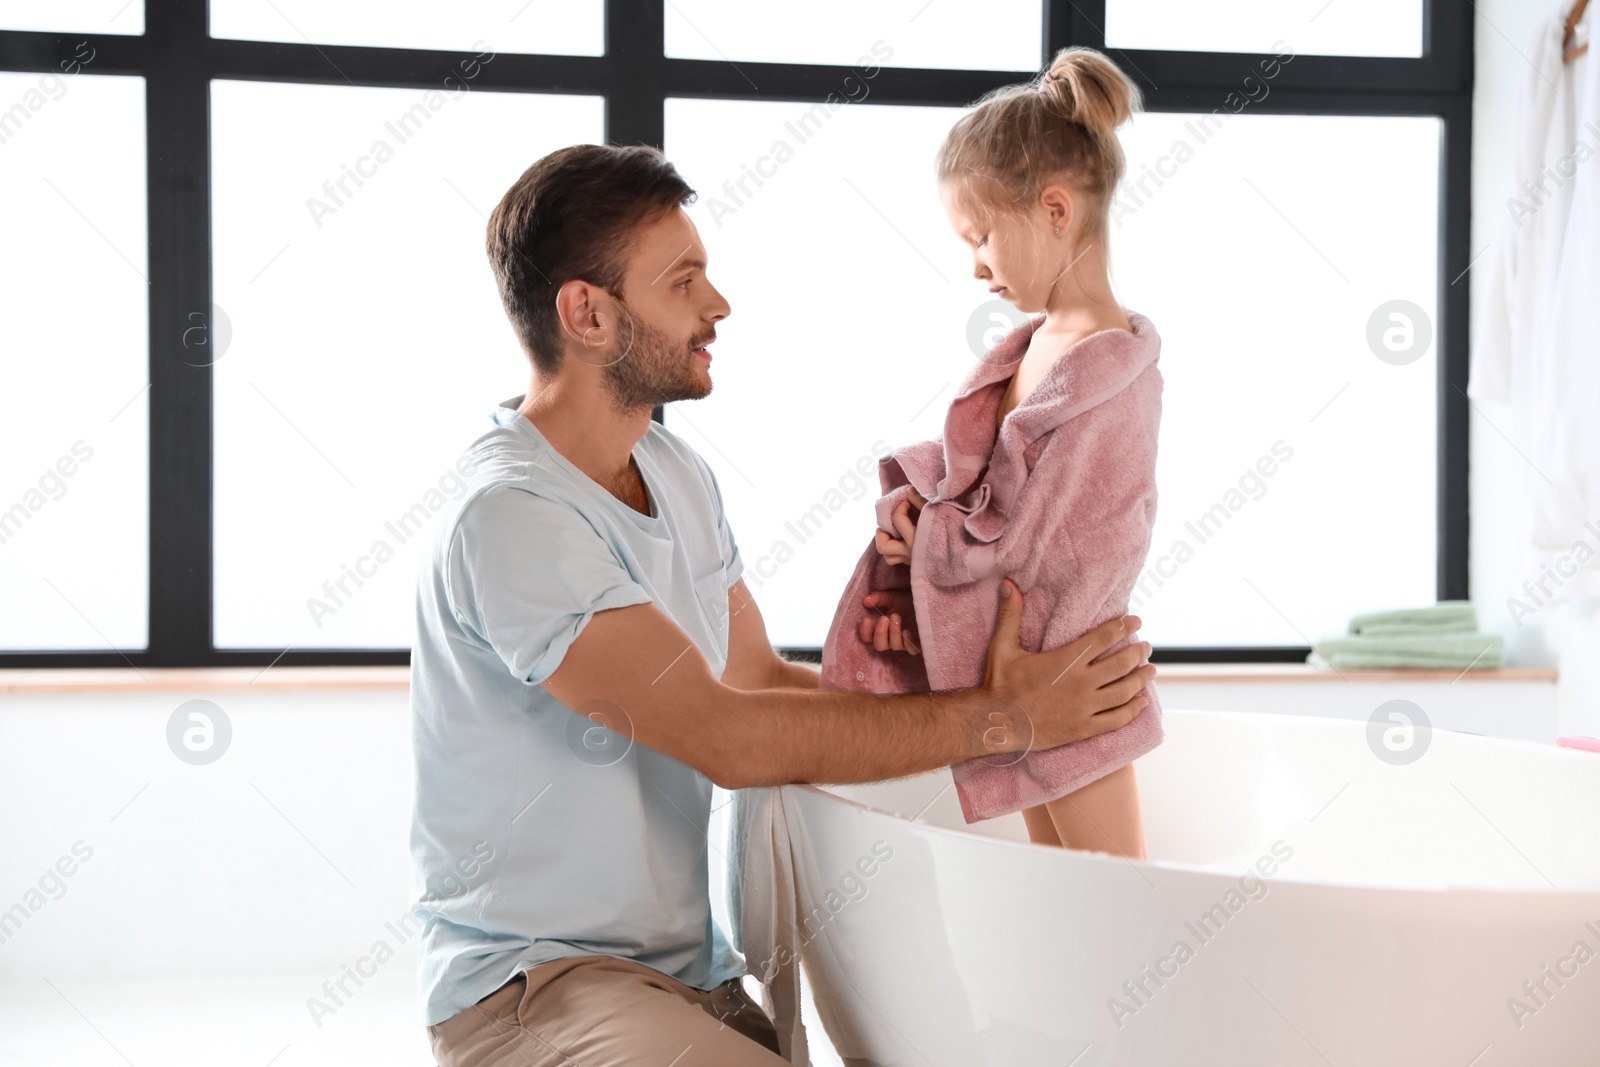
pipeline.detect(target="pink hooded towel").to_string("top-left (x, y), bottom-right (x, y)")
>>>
top-left (819, 308), bottom-right (1165, 823)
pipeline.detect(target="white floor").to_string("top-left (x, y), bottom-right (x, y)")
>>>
top-left (0, 954), bottom-right (845, 1066)
top-left (0, 969), bottom-right (434, 1066)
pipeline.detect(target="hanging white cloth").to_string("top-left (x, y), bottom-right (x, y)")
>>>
top-left (1542, 6), bottom-right (1600, 575)
top-left (1471, 1), bottom-right (1600, 609)
top-left (728, 785), bottom-right (813, 1065)
top-left (728, 785), bottom-right (901, 1064)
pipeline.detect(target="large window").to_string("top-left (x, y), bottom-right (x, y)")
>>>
top-left (0, 69), bottom-right (148, 650)
top-left (209, 81), bottom-right (602, 649)
top-left (0, 1), bottom-right (1472, 666)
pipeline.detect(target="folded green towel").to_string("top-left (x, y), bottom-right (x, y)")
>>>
top-left (1310, 632), bottom-right (1503, 670)
top-left (1355, 619), bottom-right (1478, 637)
top-left (1348, 600), bottom-right (1478, 636)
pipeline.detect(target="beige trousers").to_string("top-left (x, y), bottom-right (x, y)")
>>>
top-left (427, 954), bottom-right (790, 1067)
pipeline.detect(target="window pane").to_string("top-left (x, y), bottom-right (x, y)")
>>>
top-left (0, 1), bottom-right (143, 35)
top-left (665, 96), bottom-right (973, 647)
top-left (1105, 0), bottom-right (1423, 58)
top-left (211, 81), bottom-right (603, 648)
top-left (667, 100), bottom-right (1439, 649)
top-left (209, 0), bottom-right (601, 56)
top-left (1109, 112), bottom-right (1439, 646)
top-left (0, 72), bottom-right (148, 650)
top-left (665, 0), bottom-right (1043, 72)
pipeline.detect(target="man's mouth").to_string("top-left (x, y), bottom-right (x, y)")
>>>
top-left (691, 336), bottom-right (715, 362)
top-left (989, 286), bottom-right (1007, 296)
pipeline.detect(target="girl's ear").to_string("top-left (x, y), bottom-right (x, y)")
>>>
top-left (1038, 183), bottom-right (1075, 234)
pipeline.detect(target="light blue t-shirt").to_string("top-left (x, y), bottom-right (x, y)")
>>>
top-left (408, 397), bottom-right (748, 1026)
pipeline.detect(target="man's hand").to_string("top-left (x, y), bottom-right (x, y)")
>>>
top-left (973, 578), bottom-right (1152, 757)
top-left (856, 589), bottom-right (919, 655)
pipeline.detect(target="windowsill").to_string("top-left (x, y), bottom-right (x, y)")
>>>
top-left (0, 667), bottom-right (411, 694)
top-left (1152, 664), bottom-right (1558, 683)
top-left (0, 663), bottom-right (1559, 694)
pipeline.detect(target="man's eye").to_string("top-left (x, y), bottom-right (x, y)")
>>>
top-left (976, 236), bottom-right (988, 248)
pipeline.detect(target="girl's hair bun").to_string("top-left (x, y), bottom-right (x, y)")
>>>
top-left (1039, 46), bottom-right (1142, 144)
top-left (936, 45), bottom-right (1142, 243)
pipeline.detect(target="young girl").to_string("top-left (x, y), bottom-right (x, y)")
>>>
top-left (818, 46), bottom-right (1162, 859)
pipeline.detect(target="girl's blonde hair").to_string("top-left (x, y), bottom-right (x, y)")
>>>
top-left (936, 46), bottom-right (1142, 245)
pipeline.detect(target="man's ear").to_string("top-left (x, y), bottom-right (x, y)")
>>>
top-left (555, 278), bottom-right (633, 365)
top-left (555, 278), bottom-right (602, 350)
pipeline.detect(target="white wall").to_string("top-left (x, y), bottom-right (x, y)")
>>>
top-left (0, 688), bottom-right (415, 981)
top-left (0, 686), bottom-right (433, 1064)
top-left (1467, 0), bottom-right (1600, 740)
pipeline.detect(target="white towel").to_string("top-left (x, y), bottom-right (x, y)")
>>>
top-left (728, 785), bottom-right (812, 1065)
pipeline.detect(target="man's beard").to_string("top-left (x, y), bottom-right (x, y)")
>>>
top-left (596, 300), bottom-right (711, 411)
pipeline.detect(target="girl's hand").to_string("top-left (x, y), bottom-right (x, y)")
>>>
top-left (856, 589), bottom-right (920, 655)
top-left (873, 487), bottom-right (927, 568)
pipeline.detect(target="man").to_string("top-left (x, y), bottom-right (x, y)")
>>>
top-left (410, 143), bottom-right (1154, 1066)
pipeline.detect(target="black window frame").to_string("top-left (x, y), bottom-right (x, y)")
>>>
top-left (0, 0), bottom-right (1471, 668)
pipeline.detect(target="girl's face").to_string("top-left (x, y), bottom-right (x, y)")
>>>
top-left (941, 181), bottom-right (1073, 314)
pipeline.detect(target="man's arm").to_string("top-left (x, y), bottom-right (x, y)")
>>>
top-left (542, 579), bottom-right (1152, 790)
top-left (722, 579), bottom-right (819, 691)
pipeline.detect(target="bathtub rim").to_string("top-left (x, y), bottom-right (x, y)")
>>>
top-left (788, 708), bottom-right (1600, 898)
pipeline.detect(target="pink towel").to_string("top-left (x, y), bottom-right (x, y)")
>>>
top-left (819, 308), bottom-right (1165, 823)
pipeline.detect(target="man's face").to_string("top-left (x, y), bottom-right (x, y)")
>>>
top-left (599, 206), bottom-right (729, 410)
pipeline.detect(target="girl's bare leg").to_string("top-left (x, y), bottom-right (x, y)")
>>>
top-left (1042, 763), bottom-right (1147, 858)
top-left (1021, 803), bottom-right (1063, 846)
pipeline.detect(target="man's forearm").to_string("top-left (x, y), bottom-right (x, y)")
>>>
top-left (706, 682), bottom-right (996, 789)
top-left (769, 655), bottom-right (820, 689)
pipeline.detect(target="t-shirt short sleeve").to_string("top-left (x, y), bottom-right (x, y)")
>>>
top-left (691, 452), bottom-right (744, 589)
top-left (445, 485), bottom-right (652, 685)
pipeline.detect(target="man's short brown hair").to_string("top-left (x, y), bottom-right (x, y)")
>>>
top-left (486, 144), bottom-right (697, 375)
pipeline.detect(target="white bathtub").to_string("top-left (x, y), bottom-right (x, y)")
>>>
top-left (768, 709), bottom-right (1600, 1066)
